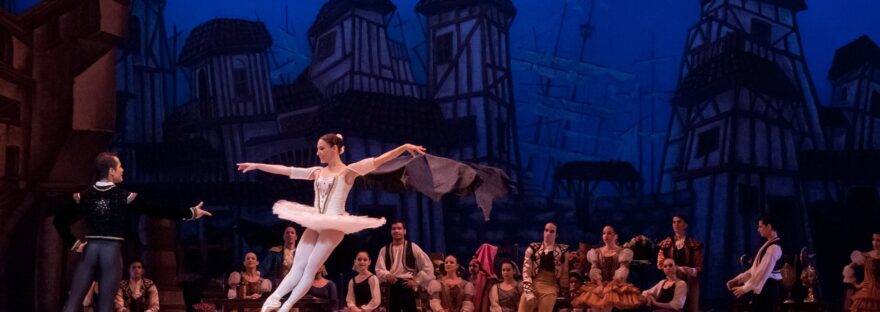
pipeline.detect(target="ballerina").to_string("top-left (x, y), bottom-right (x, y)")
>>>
top-left (237, 133), bottom-right (425, 312)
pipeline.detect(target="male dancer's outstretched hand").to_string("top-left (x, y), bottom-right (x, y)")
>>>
top-left (191, 201), bottom-right (212, 219)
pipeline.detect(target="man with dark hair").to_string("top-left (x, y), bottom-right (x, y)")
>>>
top-left (376, 219), bottom-right (434, 312)
top-left (55, 152), bottom-right (211, 312)
top-left (259, 225), bottom-right (298, 286)
top-left (656, 214), bottom-right (703, 312)
top-left (727, 214), bottom-right (782, 312)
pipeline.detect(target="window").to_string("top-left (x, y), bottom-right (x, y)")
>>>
top-left (0, 96), bottom-right (20, 122)
top-left (750, 18), bottom-right (772, 45)
top-left (0, 31), bottom-right (11, 64)
top-left (315, 31), bottom-right (336, 61)
top-left (871, 91), bottom-right (880, 115)
top-left (695, 127), bottom-right (720, 157)
top-left (232, 59), bottom-right (249, 98)
top-left (497, 119), bottom-right (508, 154)
top-left (197, 69), bottom-right (209, 98)
top-left (434, 32), bottom-right (453, 65)
top-left (5, 146), bottom-right (20, 177)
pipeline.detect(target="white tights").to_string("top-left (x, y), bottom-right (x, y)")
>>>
top-left (263, 228), bottom-right (344, 312)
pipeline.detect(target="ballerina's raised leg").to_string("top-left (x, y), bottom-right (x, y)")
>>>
top-left (236, 134), bottom-right (426, 312)
top-left (276, 229), bottom-right (344, 311)
top-left (261, 229), bottom-right (318, 310)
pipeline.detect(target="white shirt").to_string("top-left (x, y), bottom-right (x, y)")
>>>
top-left (642, 279), bottom-right (687, 310)
top-left (375, 241), bottom-right (435, 287)
top-left (733, 238), bottom-right (782, 294)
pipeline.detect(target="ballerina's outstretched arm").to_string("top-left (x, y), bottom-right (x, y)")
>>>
top-left (237, 163), bottom-right (320, 180)
top-left (373, 143), bottom-right (426, 167)
top-left (343, 143), bottom-right (426, 184)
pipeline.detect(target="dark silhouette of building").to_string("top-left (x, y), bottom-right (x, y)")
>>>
top-left (658, 0), bottom-right (825, 304)
top-left (0, 0), bottom-right (129, 310)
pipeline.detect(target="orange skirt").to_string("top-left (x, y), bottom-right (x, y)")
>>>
top-left (572, 281), bottom-right (643, 310)
top-left (852, 283), bottom-right (880, 312)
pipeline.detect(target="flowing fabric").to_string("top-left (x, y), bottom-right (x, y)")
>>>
top-left (362, 154), bottom-right (513, 220)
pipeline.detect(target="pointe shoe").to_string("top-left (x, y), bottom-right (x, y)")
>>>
top-left (261, 296), bottom-right (282, 312)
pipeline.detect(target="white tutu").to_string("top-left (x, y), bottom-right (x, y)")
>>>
top-left (272, 200), bottom-right (386, 234)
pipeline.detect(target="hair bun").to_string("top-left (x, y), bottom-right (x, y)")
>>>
top-left (336, 133), bottom-right (344, 140)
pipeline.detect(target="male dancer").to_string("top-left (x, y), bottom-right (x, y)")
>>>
top-left (55, 152), bottom-right (211, 312)
top-left (375, 220), bottom-right (434, 312)
top-left (727, 214), bottom-right (783, 312)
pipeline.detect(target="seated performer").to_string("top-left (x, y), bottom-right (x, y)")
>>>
top-left (656, 215), bottom-right (702, 312)
top-left (428, 255), bottom-right (475, 312)
top-left (573, 225), bottom-right (642, 312)
top-left (346, 251), bottom-right (381, 312)
top-left (642, 259), bottom-right (687, 312)
top-left (306, 265), bottom-right (338, 307)
top-left (227, 252), bottom-right (273, 299)
top-left (558, 271), bottom-right (586, 312)
top-left (489, 260), bottom-right (522, 312)
top-left (115, 260), bottom-right (160, 312)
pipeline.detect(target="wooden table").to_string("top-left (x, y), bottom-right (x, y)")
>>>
top-left (201, 296), bottom-right (335, 312)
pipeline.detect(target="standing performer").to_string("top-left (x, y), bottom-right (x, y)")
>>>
top-left (55, 152), bottom-right (211, 312)
top-left (376, 220), bottom-right (436, 312)
top-left (843, 230), bottom-right (880, 312)
top-left (656, 215), bottom-right (702, 312)
top-left (237, 133), bottom-right (426, 312)
top-left (260, 225), bottom-right (298, 286)
top-left (727, 215), bottom-right (783, 312)
top-left (519, 222), bottom-right (568, 312)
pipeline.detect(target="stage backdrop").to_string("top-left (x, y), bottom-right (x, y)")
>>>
top-left (1, 0), bottom-right (879, 310)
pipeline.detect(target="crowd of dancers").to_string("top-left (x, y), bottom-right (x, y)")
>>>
top-left (55, 134), bottom-right (880, 312)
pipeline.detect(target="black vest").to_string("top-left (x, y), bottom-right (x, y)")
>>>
top-left (384, 241), bottom-right (416, 273)
top-left (755, 239), bottom-right (784, 272)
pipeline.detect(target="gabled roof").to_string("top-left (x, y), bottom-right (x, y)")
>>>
top-left (700, 0), bottom-right (806, 12)
top-left (308, 0), bottom-right (396, 37)
top-left (179, 18), bottom-right (272, 66)
top-left (415, 0), bottom-right (516, 16)
top-left (675, 48), bottom-right (798, 106)
top-left (828, 35), bottom-right (880, 80)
